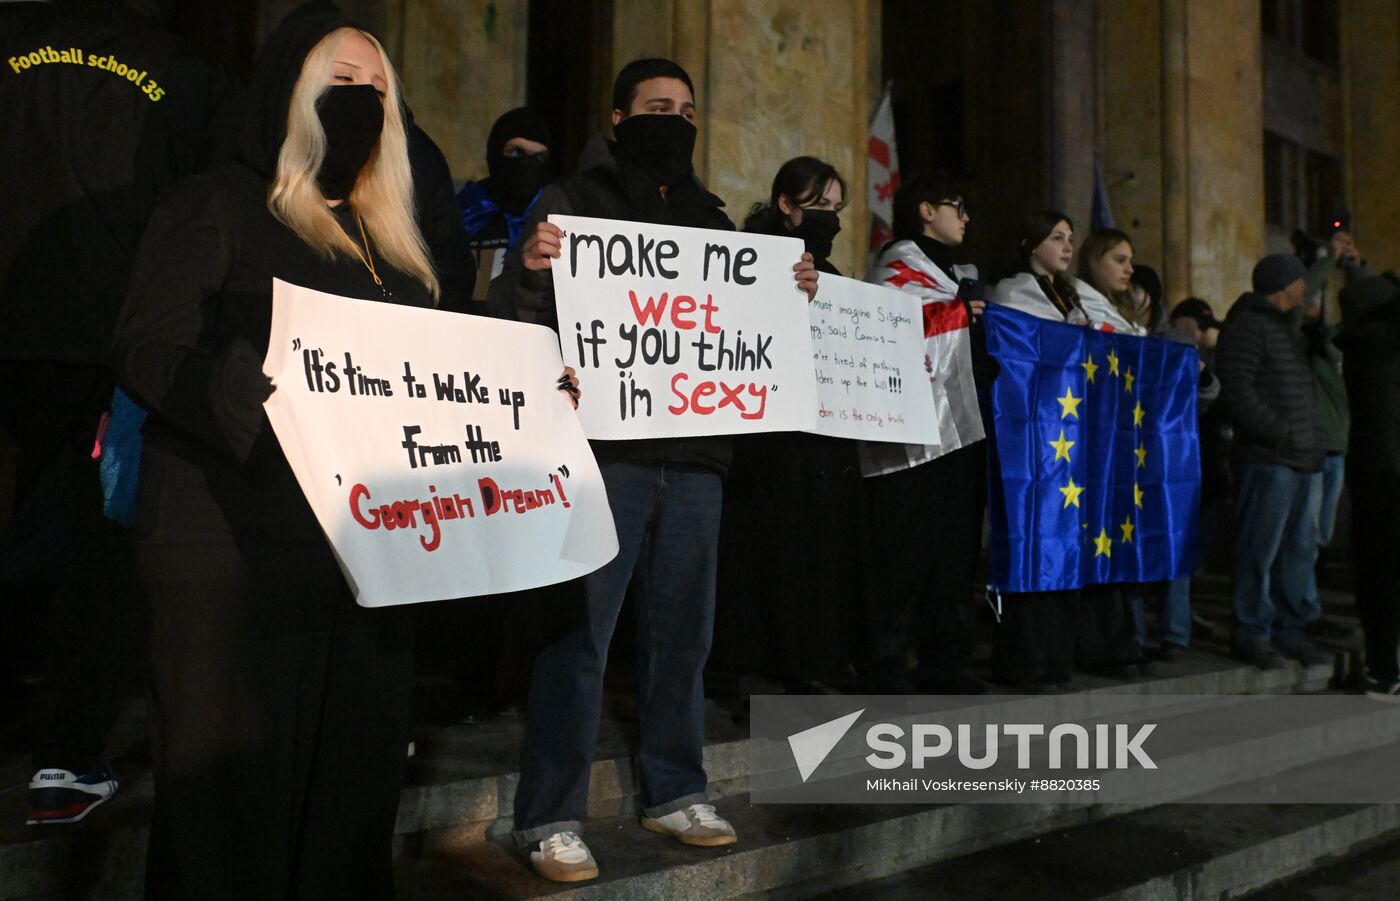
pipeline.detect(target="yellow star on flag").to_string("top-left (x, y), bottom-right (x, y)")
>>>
top-left (1057, 387), bottom-right (1083, 420)
top-left (1049, 429), bottom-right (1075, 463)
top-left (1081, 355), bottom-right (1099, 384)
top-left (1120, 516), bottom-right (1135, 543)
top-left (1135, 443), bottom-right (1147, 468)
top-left (1107, 349), bottom-right (1120, 376)
top-left (1124, 368), bottom-right (1135, 394)
top-left (1133, 401), bottom-right (1146, 426)
top-left (1060, 477), bottom-right (1086, 509)
top-left (1094, 528), bottom-right (1113, 557)
top-left (1134, 483), bottom-right (1145, 508)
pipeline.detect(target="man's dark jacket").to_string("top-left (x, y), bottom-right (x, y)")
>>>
top-left (490, 139), bottom-right (736, 475)
top-left (1215, 291), bottom-right (1325, 472)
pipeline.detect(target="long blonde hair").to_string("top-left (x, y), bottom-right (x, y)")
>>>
top-left (269, 28), bottom-right (439, 300)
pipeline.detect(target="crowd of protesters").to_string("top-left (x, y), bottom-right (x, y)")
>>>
top-left (3, 1), bottom-right (1399, 896)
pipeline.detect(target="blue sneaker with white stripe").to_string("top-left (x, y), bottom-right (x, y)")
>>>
top-left (26, 762), bottom-right (119, 825)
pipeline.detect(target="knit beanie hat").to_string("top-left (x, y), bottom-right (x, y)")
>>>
top-left (1252, 253), bottom-right (1307, 295)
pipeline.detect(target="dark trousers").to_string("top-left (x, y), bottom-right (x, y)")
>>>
top-left (714, 432), bottom-right (862, 685)
top-left (1076, 584), bottom-right (1139, 668)
top-left (513, 461), bottom-right (721, 843)
top-left (1351, 471), bottom-right (1400, 682)
top-left (141, 546), bottom-right (413, 901)
top-left (992, 590), bottom-right (1078, 685)
top-left (863, 442), bottom-right (986, 687)
top-left (0, 360), bottom-right (135, 772)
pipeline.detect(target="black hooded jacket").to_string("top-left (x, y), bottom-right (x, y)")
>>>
top-left (112, 9), bottom-right (436, 566)
top-left (0, 0), bottom-right (228, 364)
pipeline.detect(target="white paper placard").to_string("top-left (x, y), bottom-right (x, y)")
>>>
top-left (805, 274), bottom-right (940, 443)
top-left (262, 279), bottom-right (619, 607)
top-left (548, 214), bottom-right (818, 439)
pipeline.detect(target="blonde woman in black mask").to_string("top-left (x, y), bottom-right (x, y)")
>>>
top-left (114, 11), bottom-right (576, 898)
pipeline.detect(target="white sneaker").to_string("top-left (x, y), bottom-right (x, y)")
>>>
top-left (641, 803), bottom-right (737, 847)
top-left (529, 831), bottom-right (598, 882)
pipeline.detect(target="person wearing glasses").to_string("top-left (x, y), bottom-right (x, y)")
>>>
top-left (858, 173), bottom-right (991, 694)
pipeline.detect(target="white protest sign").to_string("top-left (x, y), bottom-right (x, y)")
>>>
top-left (805, 275), bottom-right (939, 443)
top-left (262, 279), bottom-right (619, 608)
top-left (548, 214), bottom-right (818, 439)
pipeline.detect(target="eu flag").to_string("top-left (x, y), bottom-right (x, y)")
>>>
top-left (982, 306), bottom-right (1200, 592)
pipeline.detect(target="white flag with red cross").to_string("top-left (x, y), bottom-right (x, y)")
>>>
top-left (867, 84), bottom-right (900, 259)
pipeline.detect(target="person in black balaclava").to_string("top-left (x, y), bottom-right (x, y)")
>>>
top-left (456, 107), bottom-right (552, 302)
top-left (713, 157), bottom-right (860, 705)
top-left (110, 9), bottom-right (572, 898)
top-left (491, 58), bottom-right (819, 884)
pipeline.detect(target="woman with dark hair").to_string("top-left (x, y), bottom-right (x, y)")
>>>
top-left (741, 155), bottom-right (847, 273)
top-left (717, 156), bottom-right (859, 695)
top-left (992, 211), bottom-right (1089, 324)
top-left (1076, 227), bottom-right (1146, 334)
top-left (1131, 263), bottom-right (1168, 335)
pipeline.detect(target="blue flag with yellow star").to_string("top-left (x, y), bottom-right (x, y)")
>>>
top-left (982, 306), bottom-right (1200, 592)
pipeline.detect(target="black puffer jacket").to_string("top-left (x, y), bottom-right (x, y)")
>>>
top-left (1215, 292), bottom-right (1325, 472)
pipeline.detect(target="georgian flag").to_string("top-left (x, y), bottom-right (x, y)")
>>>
top-left (867, 84), bottom-right (900, 258)
top-left (859, 240), bottom-right (986, 477)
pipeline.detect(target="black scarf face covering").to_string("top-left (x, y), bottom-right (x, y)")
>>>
top-left (794, 208), bottom-right (841, 261)
top-left (493, 153), bottom-right (549, 214)
top-left (612, 113), bottom-right (697, 187)
top-left (316, 83), bottom-right (384, 200)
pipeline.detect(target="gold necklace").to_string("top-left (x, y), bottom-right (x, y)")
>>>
top-left (345, 212), bottom-right (383, 287)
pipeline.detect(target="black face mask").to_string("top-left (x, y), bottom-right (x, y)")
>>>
top-left (316, 84), bottom-right (384, 200)
top-left (612, 114), bottom-right (697, 187)
top-left (795, 208), bottom-right (841, 261)
top-left (493, 153), bottom-right (549, 215)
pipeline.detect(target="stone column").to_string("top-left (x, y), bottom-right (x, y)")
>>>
top-left (1343, 0), bottom-right (1400, 273)
top-left (1159, 0), bottom-right (1191, 305)
top-left (389, 0), bottom-right (530, 181)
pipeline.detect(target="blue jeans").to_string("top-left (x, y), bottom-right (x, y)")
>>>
top-left (1156, 499), bottom-right (1218, 648)
top-left (1300, 452), bottom-right (1345, 609)
top-left (513, 461), bottom-right (721, 843)
top-left (1316, 452), bottom-right (1345, 546)
top-left (1231, 463), bottom-right (1324, 648)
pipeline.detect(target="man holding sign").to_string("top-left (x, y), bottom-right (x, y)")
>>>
top-left (494, 58), bottom-right (818, 882)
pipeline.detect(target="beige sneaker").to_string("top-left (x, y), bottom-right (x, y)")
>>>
top-left (641, 803), bottom-right (737, 847)
top-left (529, 831), bottom-right (598, 882)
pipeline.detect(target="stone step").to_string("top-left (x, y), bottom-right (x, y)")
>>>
top-left (395, 688), bottom-right (1400, 899)
top-left (821, 740), bottom-right (1400, 900)
top-left (0, 654), bottom-right (1341, 900)
top-left (1246, 824), bottom-right (1400, 899)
